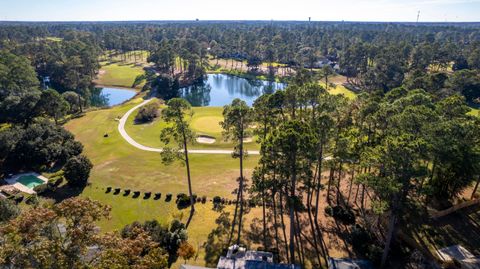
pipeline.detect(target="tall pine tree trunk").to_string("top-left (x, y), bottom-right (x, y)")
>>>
top-left (183, 131), bottom-right (195, 228)
top-left (236, 121), bottom-right (245, 245)
top-left (279, 190), bottom-right (290, 263)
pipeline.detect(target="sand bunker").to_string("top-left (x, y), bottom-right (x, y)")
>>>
top-left (196, 135), bottom-right (216, 144)
top-left (243, 137), bottom-right (253, 143)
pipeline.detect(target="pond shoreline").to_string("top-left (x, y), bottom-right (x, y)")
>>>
top-left (180, 73), bottom-right (286, 107)
top-left (91, 86), bottom-right (139, 107)
top-left (94, 84), bottom-right (139, 91)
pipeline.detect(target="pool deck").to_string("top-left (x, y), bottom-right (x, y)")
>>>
top-left (4, 172), bottom-right (48, 194)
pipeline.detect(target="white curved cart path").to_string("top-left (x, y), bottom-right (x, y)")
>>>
top-left (118, 99), bottom-right (260, 155)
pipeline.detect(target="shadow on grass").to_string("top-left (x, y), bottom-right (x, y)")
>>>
top-left (41, 184), bottom-right (86, 203)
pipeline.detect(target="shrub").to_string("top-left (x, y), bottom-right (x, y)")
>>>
top-left (124, 189), bottom-right (131, 196)
top-left (113, 188), bottom-right (121, 195)
top-left (176, 193), bottom-right (192, 208)
top-left (13, 194), bottom-right (24, 203)
top-left (134, 101), bottom-right (160, 123)
top-left (154, 193), bottom-right (161, 200)
top-left (144, 192), bottom-right (152, 199)
top-left (132, 191), bottom-right (140, 198)
top-left (105, 187), bottom-right (112, 193)
top-left (33, 184), bottom-right (50, 195)
top-left (51, 176), bottom-right (64, 187)
top-left (213, 196), bottom-right (222, 204)
top-left (166, 193), bottom-right (172, 202)
top-left (25, 195), bottom-right (39, 205)
top-left (324, 205), bottom-right (333, 216)
top-left (201, 196), bottom-right (207, 203)
top-left (0, 198), bottom-right (20, 221)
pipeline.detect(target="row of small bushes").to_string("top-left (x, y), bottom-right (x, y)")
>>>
top-left (105, 187), bottom-right (165, 200)
top-left (105, 187), bottom-right (268, 208)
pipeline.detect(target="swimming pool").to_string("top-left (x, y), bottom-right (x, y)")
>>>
top-left (16, 175), bottom-right (46, 189)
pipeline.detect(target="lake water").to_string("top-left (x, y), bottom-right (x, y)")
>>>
top-left (181, 74), bottom-right (286, 107)
top-left (91, 87), bottom-right (137, 107)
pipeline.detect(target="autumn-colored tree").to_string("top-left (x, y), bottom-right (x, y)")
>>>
top-left (0, 197), bottom-right (169, 269)
top-left (177, 242), bottom-right (196, 264)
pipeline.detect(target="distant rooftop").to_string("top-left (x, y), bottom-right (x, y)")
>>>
top-left (184, 245), bottom-right (300, 269)
top-left (328, 258), bottom-right (374, 269)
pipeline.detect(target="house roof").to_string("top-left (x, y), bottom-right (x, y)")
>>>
top-left (328, 258), bottom-right (374, 269)
top-left (458, 258), bottom-right (480, 269)
top-left (437, 245), bottom-right (475, 262)
top-left (180, 265), bottom-right (215, 269)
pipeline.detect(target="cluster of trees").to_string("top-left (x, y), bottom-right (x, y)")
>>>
top-left (15, 34), bottom-right (101, 94)
top-left (3, 21), bottom-right (480, 103)
top-left (239, 72), bottom-right (479, 267)
top-left (135, 101), bottom-right (160, 123)
top-left (193, 71), bottom-right (478, 267)
top-left (340, 38), bottom-right (480, 102)
top-left (148, 39), bottom-right (207, 83)
top-left (0, 49), bottom-right (92, 186)
top-left (0, 197), bottom-right (195, 268)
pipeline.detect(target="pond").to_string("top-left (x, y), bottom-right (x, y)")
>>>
top-left (91, 87), bottom-right (137, 107)
top-left (180, 74), bottom-right (286, 107)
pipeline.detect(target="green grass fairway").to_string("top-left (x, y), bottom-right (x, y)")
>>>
top-left (469, 107), bottom-right (479, 117)
top-left (95, 62), bottom-right (145, 89)
top-left (327, 84), bottom-right (357, 100)
top-left (64, 97), bottom-right (261, 267)
top-left (191, 115), bottom-right (223, 134)
top-left (65, 98), bottom-right (259, 198)
top-left (124, 104), bottom-right (260, 150)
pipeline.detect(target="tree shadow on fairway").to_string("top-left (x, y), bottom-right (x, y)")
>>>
top-left (41, 184), bottom-right (87, 203)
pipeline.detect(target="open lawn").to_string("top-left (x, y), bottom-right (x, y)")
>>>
top-left (65, 98), bottom-right (259, 199)
top-left (326, 84), bottom-right (357, 100)
top-left (124, 103), bottom-right (260, 150)
top-left (64, 97), bottom-right (262, 267)
top-left (94, 62), bottom-right (146, 89)
top-left (469, 107), bottom-right (479, 117)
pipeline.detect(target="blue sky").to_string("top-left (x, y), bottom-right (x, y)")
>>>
top-left (1, 0), bottom-right (479, 22)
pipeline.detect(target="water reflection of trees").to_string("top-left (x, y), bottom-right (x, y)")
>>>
top-left (181, 84), bottom-right (212, 107)
top-left (90, 87), bottom-right (109, 107)
top-left (181, 74), bottom-right (286, 107)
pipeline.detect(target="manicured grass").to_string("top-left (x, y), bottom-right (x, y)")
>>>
top-left (95, 62), bottom-right (145, 89)
top-left (124, 103), bottom-right (260, 150)
top-left (469, 107), bottom-right (479, 117)
top-left (44, 37), bottom-right (63, 42)
top-left (65, 98), bottom-right (259, 198)
top-left (327, 84), bottom-right (357, 100)
top-left (64, 97), bottom-right (261, 267)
